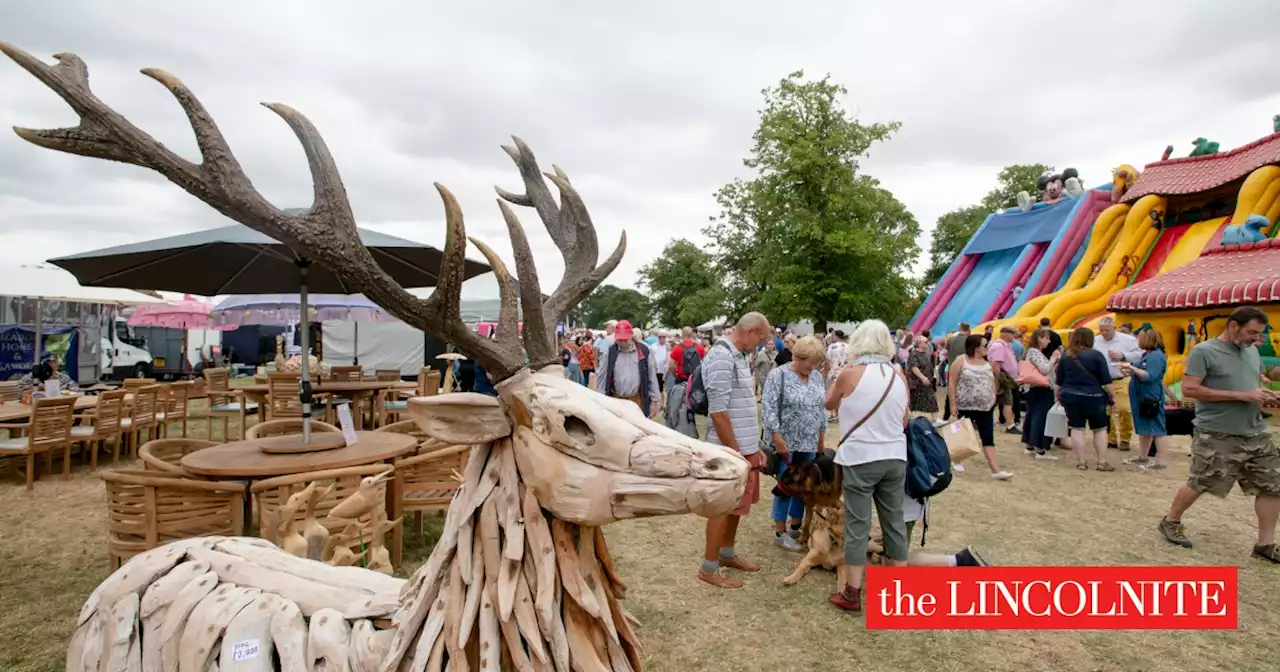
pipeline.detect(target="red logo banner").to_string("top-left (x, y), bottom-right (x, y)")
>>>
top-left (865, 566), bottom-right (1237, 630)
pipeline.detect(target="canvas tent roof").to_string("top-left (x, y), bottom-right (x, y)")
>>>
top-left (1, 264), bottom-right (164, 305)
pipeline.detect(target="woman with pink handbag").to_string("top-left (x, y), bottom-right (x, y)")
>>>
top-left (1018, 328), bottom-right (1060, 459)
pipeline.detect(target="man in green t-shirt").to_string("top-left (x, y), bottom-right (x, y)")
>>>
top-left (1159, 306), bottom-right (1280, 563)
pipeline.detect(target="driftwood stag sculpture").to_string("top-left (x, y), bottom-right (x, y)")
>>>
top-left (0, 43), bottom-right (749, 671)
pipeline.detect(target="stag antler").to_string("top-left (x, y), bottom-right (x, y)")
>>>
top-left (0, 44), bottom-right (622, 380)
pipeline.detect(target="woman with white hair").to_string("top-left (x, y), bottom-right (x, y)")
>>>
top-left (824, 320), bottom-right (911, 613)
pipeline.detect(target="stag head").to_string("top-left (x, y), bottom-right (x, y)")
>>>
top-left (1, 44), bottom-right (750, 530)
top-left (0, 43), bottom-right (623, 382)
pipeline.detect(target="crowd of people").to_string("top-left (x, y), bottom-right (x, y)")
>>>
top-left (559, 304), bottom-right (1280, 613)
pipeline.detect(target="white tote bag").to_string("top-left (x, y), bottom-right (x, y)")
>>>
top-left (1045, 402), bottom-right (1069, 439)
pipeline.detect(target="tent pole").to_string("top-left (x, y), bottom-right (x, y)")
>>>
top-left (32, 298), bottom-right (44, 367)
top-left (298, 261), bottom-right (313, 444)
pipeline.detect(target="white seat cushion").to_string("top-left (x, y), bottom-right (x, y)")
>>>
top-left (71, 426), bottom-right (96, 438)
top-left (120, 418), bottom-right (132, 429)
top-left (0, 437), bottom-right (28, 451)
top-left (210, 403), bottom-right (257, 413)
top-left (156, 412), bottom-right (166, 421)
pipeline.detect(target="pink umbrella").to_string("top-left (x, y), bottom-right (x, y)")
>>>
top-left (128, 295), bottom-right (232, 377)
top-left (128, 294), bottom-right (223, 330)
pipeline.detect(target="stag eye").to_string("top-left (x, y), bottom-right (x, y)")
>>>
top-left (562, 414), bottom-right (595, 445)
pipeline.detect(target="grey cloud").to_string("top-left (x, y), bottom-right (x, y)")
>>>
top-left (2, 0), bottom-right (1278, 297)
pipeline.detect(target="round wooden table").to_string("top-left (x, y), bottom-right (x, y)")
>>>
top-left (181, 431), bottom-right (416, 478)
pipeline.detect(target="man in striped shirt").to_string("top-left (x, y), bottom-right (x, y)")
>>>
top-left (698, 312), bottom-right (774, 589)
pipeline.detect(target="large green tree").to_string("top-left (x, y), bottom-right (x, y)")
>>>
top-left (636, 239), bottom-right (724, 328)
top-left (573, 284), bottom-right (651, 329)
top-left (704, 71), bottom-right (921, 330)
top-left (922, 163), bottom-right (1052, 287)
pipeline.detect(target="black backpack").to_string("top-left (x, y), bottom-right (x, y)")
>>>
top-left (679, 341), bottom-right (704, 382)
top-left (685, 340), bottom-right (732, 417)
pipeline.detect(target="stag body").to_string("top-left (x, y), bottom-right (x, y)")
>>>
top-left (1, 44), bottom-right (749, 671)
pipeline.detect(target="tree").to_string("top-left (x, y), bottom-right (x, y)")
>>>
top-left (704, 71), bottom-right (921, 330)
top-left (636, 239), bottom-right (724, 328)
top-left (575, 284), bottom-right (652, 328)
top-left (922, 163), bottom-right (1053, 287)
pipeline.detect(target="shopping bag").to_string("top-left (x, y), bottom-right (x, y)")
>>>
top-left (940, 418), bottom-right (981, 464)
top-left (1045, 402), bottom-right (1069, 439)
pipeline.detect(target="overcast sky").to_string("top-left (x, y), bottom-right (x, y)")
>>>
top-left (3, 1), bottom-right (1280, 300)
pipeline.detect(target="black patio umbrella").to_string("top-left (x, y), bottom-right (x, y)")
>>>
top-left (48, 222), bottom-right (491, 443)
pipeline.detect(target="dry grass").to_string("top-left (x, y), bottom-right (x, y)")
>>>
top-left (2, 397), bottom-right (1279, 671)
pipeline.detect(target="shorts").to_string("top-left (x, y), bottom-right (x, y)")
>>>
top-left (1187, 430), bottom-right (1280, 498)
top-left (731, 450), bottom-right (767, 517)
top-left (958, 409), bottom-right (994, 447)
top-left (1061, 397), bottom-right (1109, 431)
top-left (995, 372), bottom-right (1016, 406)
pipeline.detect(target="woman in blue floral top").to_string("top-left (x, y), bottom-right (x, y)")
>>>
top-left (762, 335), bottom-right (828, 552)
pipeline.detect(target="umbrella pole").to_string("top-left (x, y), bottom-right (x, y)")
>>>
top-left (298, 262), bottom-right (313, 444)
top-left (353, 322), bottom-right (359, 366)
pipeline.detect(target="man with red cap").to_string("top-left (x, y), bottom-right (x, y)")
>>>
top-left (596, 319), bottom-right (661, 417)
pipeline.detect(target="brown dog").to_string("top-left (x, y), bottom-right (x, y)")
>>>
top-left (775, 450), bottom-right (841, 544)
top-left (779, 506), bottom-right (885, 588)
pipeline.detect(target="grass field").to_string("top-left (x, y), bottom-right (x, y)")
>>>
top-left (2, 397), bottom-right (1279, 672)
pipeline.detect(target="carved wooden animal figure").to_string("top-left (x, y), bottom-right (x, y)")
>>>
top-left (276, 485), bottom-right (314, 558)
top-left (304, 482), bottom-right (335, 561)
top-left (1, 42), bottom-right (749, 672)
top-left (363, 510), bottom-right (403, 576)
top-left (329, 468), bottom-right (393, 521)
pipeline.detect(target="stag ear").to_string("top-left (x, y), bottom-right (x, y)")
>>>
top-left (408, 393), bottom-right (512, 444)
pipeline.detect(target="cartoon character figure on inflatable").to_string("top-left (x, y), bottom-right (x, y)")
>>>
top-left (1111, 163), bottom-right (1140, 203)
top-left (1017, 167), bottom-right (1083, 212)
top-left (1221, 213), bottom-right (1271, 246)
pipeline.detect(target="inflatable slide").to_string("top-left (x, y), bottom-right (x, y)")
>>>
top-left (910, 187), bottom-right (1108, 334)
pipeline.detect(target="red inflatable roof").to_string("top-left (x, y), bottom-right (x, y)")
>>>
top-left (1122, 132), bottom-right (1280, 204)
top-left (1107, 238), bottom-right (1280, 312)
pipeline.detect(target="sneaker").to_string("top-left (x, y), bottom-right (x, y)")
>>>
top-left (1024, 448), bottom-right (1035, 456)
top-left (1034, 453), bottom-right (1059, 461)
top-left (1252, 543), bottom-right (1280, 564)
top-left (720, 555), bottom-right (762, 573)
top-left (1123, 456), bottom-right (1151, 466)
top-left (953, 463), bottom-right (966, 474)
top-left (1005, 425), bottom-right (1022, 434)
top-left (788, 528), bottom-right (802, 540)
top-left (955, 546), bottom-right (989, 567)
top-left (829, 586), bottom-right (862, 612)
top-left (697, 570), bottom-right (744, 589)
top-left (989, 471), bottom-right (1014, 481)
top-left (1159, 517), bottom-right (1193, 548)
top-left (775, 534), bottom-right (805, 553)
top-left (1116, 443), bottom-right (1132, 452)
top-left (1141, 462), bottom-right (1168, 472)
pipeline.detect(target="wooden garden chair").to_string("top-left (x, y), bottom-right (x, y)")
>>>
top-left (326, 365), bottom-right (366, 423)
top-left (138, 437), bottom-right (216, 475)
top-left (122, 384), bottom-right (162, 459)
top-left (122, 378), bottom-right (156, 392)
top-left (70, 389), bottom-right (127, 470)
top-left (100, 468), bottom-right (245, 570)
top-left (373, 367), bottom-right (407, 427)
top-left (393, 441), bottom-right (467, 539)
top-left (267, 372), bottom-right (304, 419)
top-left (203, 368), bottom-right (256, 441)
top-left (0, 396), bottom-right (76, 489)
top-left (375, 419), bottom-right (428, 451)
top-left (158, 380), bottom-right (192, 438)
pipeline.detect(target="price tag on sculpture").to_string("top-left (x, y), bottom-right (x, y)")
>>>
top-left (231, 639), bottom-right (260, 662)
top-left (337, 403), bottom-right (359, 446)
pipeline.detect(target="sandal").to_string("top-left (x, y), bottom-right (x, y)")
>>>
top-left (1075, 463), bottom-right (1088, 471)
top-left (1096, 462), bottom-right (1116, 472)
